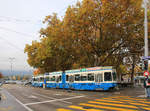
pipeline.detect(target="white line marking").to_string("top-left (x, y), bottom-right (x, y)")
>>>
top-left (33, 92), bottom-right (72, 104)
top-left (4, 89), bottom-right (33, 111)
top-left (15, 98), bottom-right (33, 111)
top-left (28, 95), bottom-right (37, 99)
top-left (25, 95), bottom-right (85, 106)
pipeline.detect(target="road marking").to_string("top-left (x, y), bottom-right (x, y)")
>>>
top-left (142, 107), bottom-right (150, 111)
top-left (0, 106), bottom-right (13, 111)
top-left (139, 101), bottom-right (150, 104)
top-left (57, 108), bottom-right (72, 111)
top-left (33, 92), bottom-right (72, 104)
top-left (79, 103), bottom-right (136, 111)
top-left (117, 99), bottom-right (134, 102)
top-left (69, 105), bottom-right (102, 111)
top-left (4, 89), bottom-right (33, 111)
top-left (88, 101), bottom-right (137, 109)
top-left (96, 99), bottom-right (124, 103)
top-left (129, 102), bottom-right (149, 107)
top-left (25, 95), bottom-right (85, 106)
top-left (2, 93), bottom-right (6, 100)
top-left (55, 94), bottom-right (62, 96)
top-left (28, 95), bottom-right (37, 99)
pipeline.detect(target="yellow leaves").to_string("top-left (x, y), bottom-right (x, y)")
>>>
top-left (25, 0), bottom-right (146, 73)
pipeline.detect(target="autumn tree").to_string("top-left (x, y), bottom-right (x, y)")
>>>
top-left (25, 0), bottom-right (146, 83)
top-left (63, 0), bottom-right (144, 81)
top-left (0, 72), bottom-right (3, 78)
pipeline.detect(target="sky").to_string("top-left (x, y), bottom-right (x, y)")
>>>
top-left (0, 0), bottom-right (81, 72)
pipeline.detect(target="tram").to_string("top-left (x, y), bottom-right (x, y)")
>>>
top-left (32, 66), bottom-right (117, 90)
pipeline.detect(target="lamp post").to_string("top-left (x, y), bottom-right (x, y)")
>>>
top-left (142, 0), bottom-right (149, 72)
top-left (9, 57), bottom-right (15, 75)
top-left (144, 0), bottom-right (149, 57)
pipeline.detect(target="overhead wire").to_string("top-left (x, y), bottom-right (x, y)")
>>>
top-left (0, 36), bottom-right (24, 51)
top-left (0, 0), bottom-right (79, 51)
top-left (0, 26), bottom-right (35, 37)
top-left (0, 16), bottom-right (42, 24)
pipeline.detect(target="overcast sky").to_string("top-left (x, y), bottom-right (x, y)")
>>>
top-left (0, 0), bottom-right (80, 71)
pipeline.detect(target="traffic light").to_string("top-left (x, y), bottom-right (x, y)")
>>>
top-left (144, 60), bottom-right (148, 71)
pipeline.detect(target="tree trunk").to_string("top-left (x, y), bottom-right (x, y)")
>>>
top-left (131, 55), bottom-right (135, 83)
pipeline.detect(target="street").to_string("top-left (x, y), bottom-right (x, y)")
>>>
top-left (0, 84), bottom-right (150, 111)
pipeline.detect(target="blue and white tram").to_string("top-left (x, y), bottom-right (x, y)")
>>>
top-left (32, 66), bottom-right (117, 90)
top-left (32, 75), bottom-right (44, 87)
top-left (44, 71), bottom-right (63, 88)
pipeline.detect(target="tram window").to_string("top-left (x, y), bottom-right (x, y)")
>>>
top-left (51, 76), bottom-right (55, 81)
top-left (99, 74), bottom-right (103, 82)
top-left (104, 72), bottom-right (112, 81)
top-left (37, 78), bottom-right (40, 82)
top-left (112, 72), bottom-right (117, 81)
top-left (35, 78), bottom-right (38, 81)
top-left (33, 78), bottom-right (35, 81)
top-left (69, 75), bottom-right (74, 82)
top-left (46, 77), bottom-right (49, 81)
top-left (71, 75), bottom-right (74, 82)
top-left (75, 74), bottom-right (80, 81)
top-left (81, 75), bottom-right (87, 81)
top-left (56, 76), bottom-right (59, 82)
top-left (59, 76), bottom-right (61, 81)
top-left (88, 73), bottom-right (94, 81)
top-left (40, 77), bottom-right (44, 81)
top-left (95, 73), bottom-right (103, 82)
top-left (66, 75), bottom-right (69, 81)
top-left (57, 76), bottom-right (61, 82)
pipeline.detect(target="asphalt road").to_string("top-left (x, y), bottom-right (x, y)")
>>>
top-left (0, 84), bottom-right (150, 111)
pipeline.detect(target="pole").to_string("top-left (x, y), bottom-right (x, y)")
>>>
top-left (9, 57), bottom-right (15, 75)
top-left (144, 0), bottom-right (149, 98)
top-left (144, 0), bottom-right (149, 57)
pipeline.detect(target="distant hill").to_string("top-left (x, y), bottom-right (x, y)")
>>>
top-left (0, 70), bottom-right (33, 76)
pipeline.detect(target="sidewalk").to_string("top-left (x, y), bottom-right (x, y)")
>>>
top-left (115, 86), bottom-right (146, 98)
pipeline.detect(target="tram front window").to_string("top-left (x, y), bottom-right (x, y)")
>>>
top-left (104, 72), bottom-right (112, 81)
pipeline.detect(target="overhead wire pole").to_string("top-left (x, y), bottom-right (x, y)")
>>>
top-left (144, 0), bottom-right (149, 57)
top-left (9, 57), bottom-right (15, 75)
top-left (142, 0), bottom-right (149, 71)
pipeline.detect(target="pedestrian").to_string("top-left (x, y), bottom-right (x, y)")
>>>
top-left (144, 75), bottom-right (150, 98)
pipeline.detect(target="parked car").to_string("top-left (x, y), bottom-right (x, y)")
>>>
top-left (0, 82), bottom-right (2, 86)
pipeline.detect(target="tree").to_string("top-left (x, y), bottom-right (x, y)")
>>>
top-left (25, 0), bottom-right (146, 83)
top-left (0, 72), bottom-right (3, 78)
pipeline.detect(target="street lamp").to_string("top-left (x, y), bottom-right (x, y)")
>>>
top-left (9, 57), bottom-right (15, 75)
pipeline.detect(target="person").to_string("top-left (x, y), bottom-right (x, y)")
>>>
top-left (144, 75), bottom-right (150, 98)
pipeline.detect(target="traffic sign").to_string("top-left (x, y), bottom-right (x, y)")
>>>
top-left (144, 71), bottom-right (150, 76)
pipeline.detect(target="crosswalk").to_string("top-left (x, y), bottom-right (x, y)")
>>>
top-left (57, 96), bottom-right (150, 111)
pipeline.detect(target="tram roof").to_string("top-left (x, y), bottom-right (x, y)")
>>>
top-left (44, 66), bottom-right (114, 75)
top-left (66, 66), bottom-right (114, 74)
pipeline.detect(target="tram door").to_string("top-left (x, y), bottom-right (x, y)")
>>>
top-left (95, 73), bottom-right (103, 83)
top-left (69, 75), bottom-right (74, 89)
